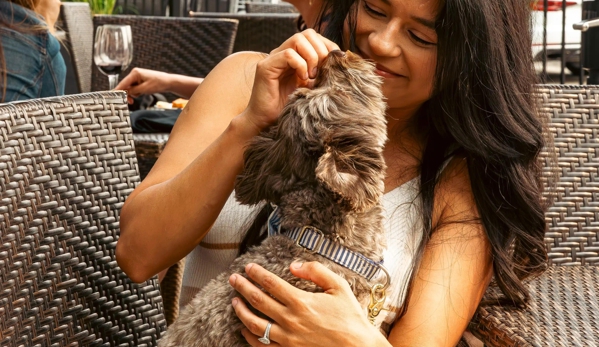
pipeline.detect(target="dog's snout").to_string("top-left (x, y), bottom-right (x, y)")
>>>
top-left (330, 50), bottom-right (346, 58)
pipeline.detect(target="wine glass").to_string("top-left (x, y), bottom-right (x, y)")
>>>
top-left (94, 24), bottom-right (133, 90)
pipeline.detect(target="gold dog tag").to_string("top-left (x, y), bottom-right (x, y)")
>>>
top-left (367, 283), bottom-right (386, 325)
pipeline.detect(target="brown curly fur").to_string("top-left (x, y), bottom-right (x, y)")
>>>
top-left (158, 50), bottom-right (388, 347)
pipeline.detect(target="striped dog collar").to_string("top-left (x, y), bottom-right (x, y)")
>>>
top-left (267, 205), bottom-right (388, 282)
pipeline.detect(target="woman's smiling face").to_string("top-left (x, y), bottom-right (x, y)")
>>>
top-left (346, 0), bottom-right (440, 113)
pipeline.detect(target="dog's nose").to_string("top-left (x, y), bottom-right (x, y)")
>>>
top-left (330, 50), bottom-right (346, 58)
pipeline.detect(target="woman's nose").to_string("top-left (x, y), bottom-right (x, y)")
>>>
top-left (369, 23), bottom-right (402, 57)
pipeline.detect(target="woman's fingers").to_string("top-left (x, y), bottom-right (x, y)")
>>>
top-left (229, 272), bottom-right (287, 320)
top-left (286, 32), bottom-right (321, 79)
top-left (301, 29), bottom-right (337, 76)
top-left (241, 329), bottom-right (282, 347)
top-left (271, 30), bottom-right (340, 79)
top-left (289, 262), bottom-right (352, 294)
top-left (115, 69), bottom-right (140, 91)
top-left (242, 263), bottom-right (304, 306)
top-left (127, 82), bottom-right (149, 98)
top-left (299, 28), bottom-right (341, 52)
top-left (243, 31), bottom-right (340, 131)
top-left (257, 48), bottom-right (309, 82)
top-left (232, 298), bottom-right (285, 346)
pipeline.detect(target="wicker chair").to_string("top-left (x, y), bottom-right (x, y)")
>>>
top-left (0, 91), bottom-right (167, 346)
top-left (59, 2), bottom-right (94, 93)
top-left (230, 0), bottom-right (272, 13)
top-left (189, 12), bottom-right (299, 53)
top-left (89, 15), bottom-right (238, 325)
top-left (91, 15), bottom-right (239, 93)
top-left (115, 0), bottom-right (167, 16)
top-left (469, 84), bottom-right (599, 346)
top-left (245, 2), bottom-right (298, 13)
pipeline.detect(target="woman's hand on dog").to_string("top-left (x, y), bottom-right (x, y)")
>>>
top-left (241, 29), bottom-right (340, 132)
top-left (229, 262), bottom-right (392, 347)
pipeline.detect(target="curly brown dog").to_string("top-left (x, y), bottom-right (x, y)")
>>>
top-left (158, 50), bottom-right (388, 347)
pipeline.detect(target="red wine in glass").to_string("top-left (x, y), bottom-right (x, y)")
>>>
top-left (97, 63), bottom-right (123, 76)
top-left (94, 25), bottom-right (133, 90)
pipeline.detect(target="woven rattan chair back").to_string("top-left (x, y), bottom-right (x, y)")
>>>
top-left (0, 91), bottom-right (167, 346)
top-left (189, 12), bottom-right (298, 53)
top-left (245, 2), bottom-right (298, 13)
top-left (469, 84), bottom-right (599, 347)
top-left (540, 85), bottom-right (599, 265)
top-left (115, 0), bottom-right (167, 16)
top-left (91, 16), bottom-right (238, 92)
top-left (230, 0), bottom-right (272, 13)
top-left (59, 2), bottom-right (94, 93)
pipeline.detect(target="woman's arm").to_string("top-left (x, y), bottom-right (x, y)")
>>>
top-left (116, 52), bottom-right (264, 283)
top-left (387, 157), bottom-right (493, 347)
top-left (115, 68), bottom-right (204, 100)
top-left (117, 30), bottom-right (340, 283)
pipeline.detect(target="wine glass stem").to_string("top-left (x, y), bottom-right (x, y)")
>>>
top-left (108, 74), bottom-right (119, 90)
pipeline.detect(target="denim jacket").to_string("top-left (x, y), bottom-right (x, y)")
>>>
top-left (0, 1), bottom-right (66, 102)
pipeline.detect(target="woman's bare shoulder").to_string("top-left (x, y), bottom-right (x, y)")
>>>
top-left (194, 51), bottom-right (267, 111)
top-left (138, 51), bottom-right (267, 188)
top-left (388, 155), bottom-right (492, 346)
top-left (432, 155), bottom-right (482, 235)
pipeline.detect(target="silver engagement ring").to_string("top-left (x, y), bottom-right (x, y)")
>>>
top-left (257, 321), bottom-right (272, 345)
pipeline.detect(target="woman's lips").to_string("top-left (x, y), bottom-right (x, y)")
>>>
top-left (355, 49), bottom-right (403, 78)
top-left (375, 64), bottom-right (402, 78)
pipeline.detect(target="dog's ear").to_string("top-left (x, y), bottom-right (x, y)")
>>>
top-left (235, 134), bottom-right (279, 205)
top-left (315, 145), bottom-right (385, 212)
top-left (235, 125), bottom-right (299, 205)
top-left (236, 90), bottom-right (313, 205)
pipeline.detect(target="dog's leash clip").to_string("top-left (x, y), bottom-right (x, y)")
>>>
top-left (367, 283), bottom-right (387, 325)
top-left (367, 264), bottom-right (390, 325)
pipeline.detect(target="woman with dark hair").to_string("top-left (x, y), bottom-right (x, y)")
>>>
top-left (116, 0), bottom-right (548, 345)
top-left (0, 0), bottom-right (65, 102)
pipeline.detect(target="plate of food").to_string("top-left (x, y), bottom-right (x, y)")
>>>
top-left (154, 98), bottom-right (189, 109)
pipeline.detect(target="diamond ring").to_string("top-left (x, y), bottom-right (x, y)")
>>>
top-left (257, 321), bottom-right (272, 345)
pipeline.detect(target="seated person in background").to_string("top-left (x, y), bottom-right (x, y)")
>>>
top-left (114, 68), bottom-right (205, 133)
top-left (0, 0), bottom-right (65, 103)
top-left (115, 0), bottom-right (324, 133)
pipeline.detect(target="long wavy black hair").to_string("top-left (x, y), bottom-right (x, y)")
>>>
top-left (240, 0), bottom-right (551, 314)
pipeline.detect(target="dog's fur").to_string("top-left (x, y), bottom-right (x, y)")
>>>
top-left (158, 50), bottom-right (388, 347)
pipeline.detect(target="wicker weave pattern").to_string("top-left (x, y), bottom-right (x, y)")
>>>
top-left (133, 133), bottom-right (169, 180)
top-left (474, 266), bottom-right (599, 347)
top-left (0, 92), bottom-right (167, 346)
top-left (245, 2), bottom-right (298, 13)
top-left (470, 85), bottom-right (599, 346)
top-left (159, 257), bottom-right (186, 326)
top-left (538, 85), bottom-right (599, 265)
top-left (189, 12), bottom-right (299, 53)
top-left (59, 3), bottom-right (94, 93)
top-left (91, 16), bottom-right (238, 92)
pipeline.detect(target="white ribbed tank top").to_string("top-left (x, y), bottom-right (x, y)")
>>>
top-left (179, 177), bottom-right (422, 335)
